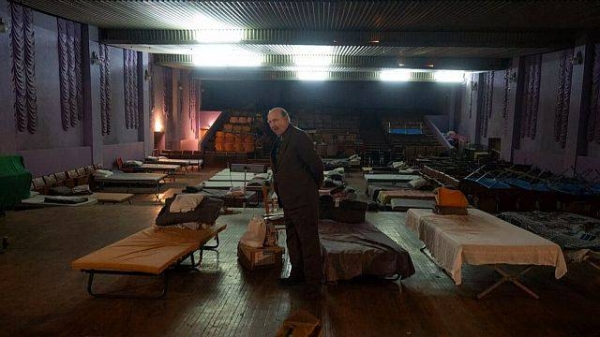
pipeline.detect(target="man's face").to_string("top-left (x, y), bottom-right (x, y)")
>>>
top-left (267, 109), bottom-right (290, 136)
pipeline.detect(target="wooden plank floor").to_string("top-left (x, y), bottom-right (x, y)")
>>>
top-left (0, 168), bottom-right (599, 336)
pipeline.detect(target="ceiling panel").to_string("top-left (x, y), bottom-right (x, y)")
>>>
top-left (12, 0), bottom-right (600, 79)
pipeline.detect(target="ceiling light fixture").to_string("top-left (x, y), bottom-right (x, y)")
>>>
top-left (195, 29), bottom-right (243, 43)
top-left (192, 45), bottom-right (262, 67)
top-left (380, 69), bottom-right (411, 82)
top-left (434, 70), bottom-right (465, 83)
top-left (297, 70), bottom-right (328, 81)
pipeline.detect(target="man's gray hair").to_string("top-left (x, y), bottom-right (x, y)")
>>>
top-left (269, 107), bottom-right (290, 121)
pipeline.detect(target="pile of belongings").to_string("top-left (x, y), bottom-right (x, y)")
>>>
top-left (323, 167), bottom-right (345, 188)
top-left (93, 169), bottom-right (113, 178)
top-left (121, 160), bottom-right (144, 173)
top-left (245, 172), bottom-right (272, 187)
top-left (433, 187), bottom-right (469, 215)
top-left (47, 184), bottom-right (92, 196)
top-left (319, 195), bottom-right (368, 223)
top-left (240, 215), bottom-right (279, 248)
top-left (391, 161), bottom-right (415, 173)
top-left (155, 193), bottom-right (224, 230)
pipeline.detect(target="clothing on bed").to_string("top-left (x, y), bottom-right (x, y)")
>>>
top-left (319, 219), bottom-right (415, 282)
top-left (497, 211), bottom-right (600, 251)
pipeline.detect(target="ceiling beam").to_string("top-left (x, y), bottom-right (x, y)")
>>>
top-left (101, 28), bottom-right (578, 49)
top-left (154, 54), bottom-right (510, 72)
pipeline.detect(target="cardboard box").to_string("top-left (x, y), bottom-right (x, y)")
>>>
top-left (238, 243), bottom-right (284, 270)
top-left (275, 309), bottom-right (322, 337)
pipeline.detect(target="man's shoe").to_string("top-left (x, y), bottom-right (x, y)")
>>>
top-left (277, 276), bottom-right (305, 286)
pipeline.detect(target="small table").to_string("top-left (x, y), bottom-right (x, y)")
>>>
top-left (93, 192), bottom-right (134, 204)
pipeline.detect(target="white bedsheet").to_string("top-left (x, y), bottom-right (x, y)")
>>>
top-left (405, 208), bottom-right (567, 285)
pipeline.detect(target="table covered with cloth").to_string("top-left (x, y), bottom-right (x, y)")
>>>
top-left (405, 208), bottom-right (567, 285)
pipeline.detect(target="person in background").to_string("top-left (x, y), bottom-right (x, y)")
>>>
top-left (267, 107), bottom-right (324, 299)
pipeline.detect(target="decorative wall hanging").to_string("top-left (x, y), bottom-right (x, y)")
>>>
top-left (148, 54), bottom-right (155, 131)
top-left (123, 49), bottom-right (139, 130)
top-left (502, 68), bottom-right (511, 137)
top-left (163, 67), bottom-right (173, 133)
top-left (57, 18), bottom-right (83, 131)
top-left (588, 43), bottom-right (600, 144)
top-left (519, 54), bottom-right (542, 139)
top-left (99, 44), bottom-right (112, 135)
top-left (189, 78), bottom-right (198, 134)
top-left (479, 71), bottom-right (494, 138)
top-left (9, 3), bottom-right (37, 134)
top-left (468, 74), bottom-right (475, 119)
top-left (553, 49), bottom-right (574, 148)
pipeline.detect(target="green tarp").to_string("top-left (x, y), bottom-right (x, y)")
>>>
top-left (0, 155), bottom-right (32, 210)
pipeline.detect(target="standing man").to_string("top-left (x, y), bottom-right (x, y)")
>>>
top-left (267, 107), bottom-right (324, 299)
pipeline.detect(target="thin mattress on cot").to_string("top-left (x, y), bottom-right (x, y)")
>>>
top-left (139, 163), bottom-right (180, 171)
top-left (72, 224), bottom-right (226, 275)
top-left (364, 174), bottom-right (421, 183)
top-left (367, 183), bottom-right (412, 200)
top-left (377, 189), bottom-right (435, 205)
top-left (94, 172), bottom-right (167, 184)
top-left (390, 198), bottom-right (435, 211)
top-left (21, 194), bottom-right (98, 206)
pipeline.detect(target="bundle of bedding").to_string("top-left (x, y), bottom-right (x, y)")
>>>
top-left (44, 195), bottom-right (90, 204)
top-left (156, 194), bottom-right (224, 229)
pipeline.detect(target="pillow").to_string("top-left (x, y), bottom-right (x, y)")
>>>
top-left (155, 196), bottom-right (224, 227)
top-left (124, 160), bottom-right (143, 167)
top-left (408, 177), bottom-right (428, 189)
top-left (169, 194), bottom-right (205, 213)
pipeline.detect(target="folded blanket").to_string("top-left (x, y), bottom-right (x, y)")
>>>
top-left (44, 196), bottom-right (89, 204)
top-left (94, 169), bottom-right (113, 177)
top-left (169, 194), bottom-right (205, 213)
top-left (156, 196), bottom-right (223, 227)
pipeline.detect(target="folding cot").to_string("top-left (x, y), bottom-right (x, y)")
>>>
top-left (405, 208), bottom-right (567, 299)
top-left (93, 172), bottom-right (167, 191)
top-left (72, 224), bottom-right (227, 298)
top-left (145, 157), bottom-right (203, 171)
